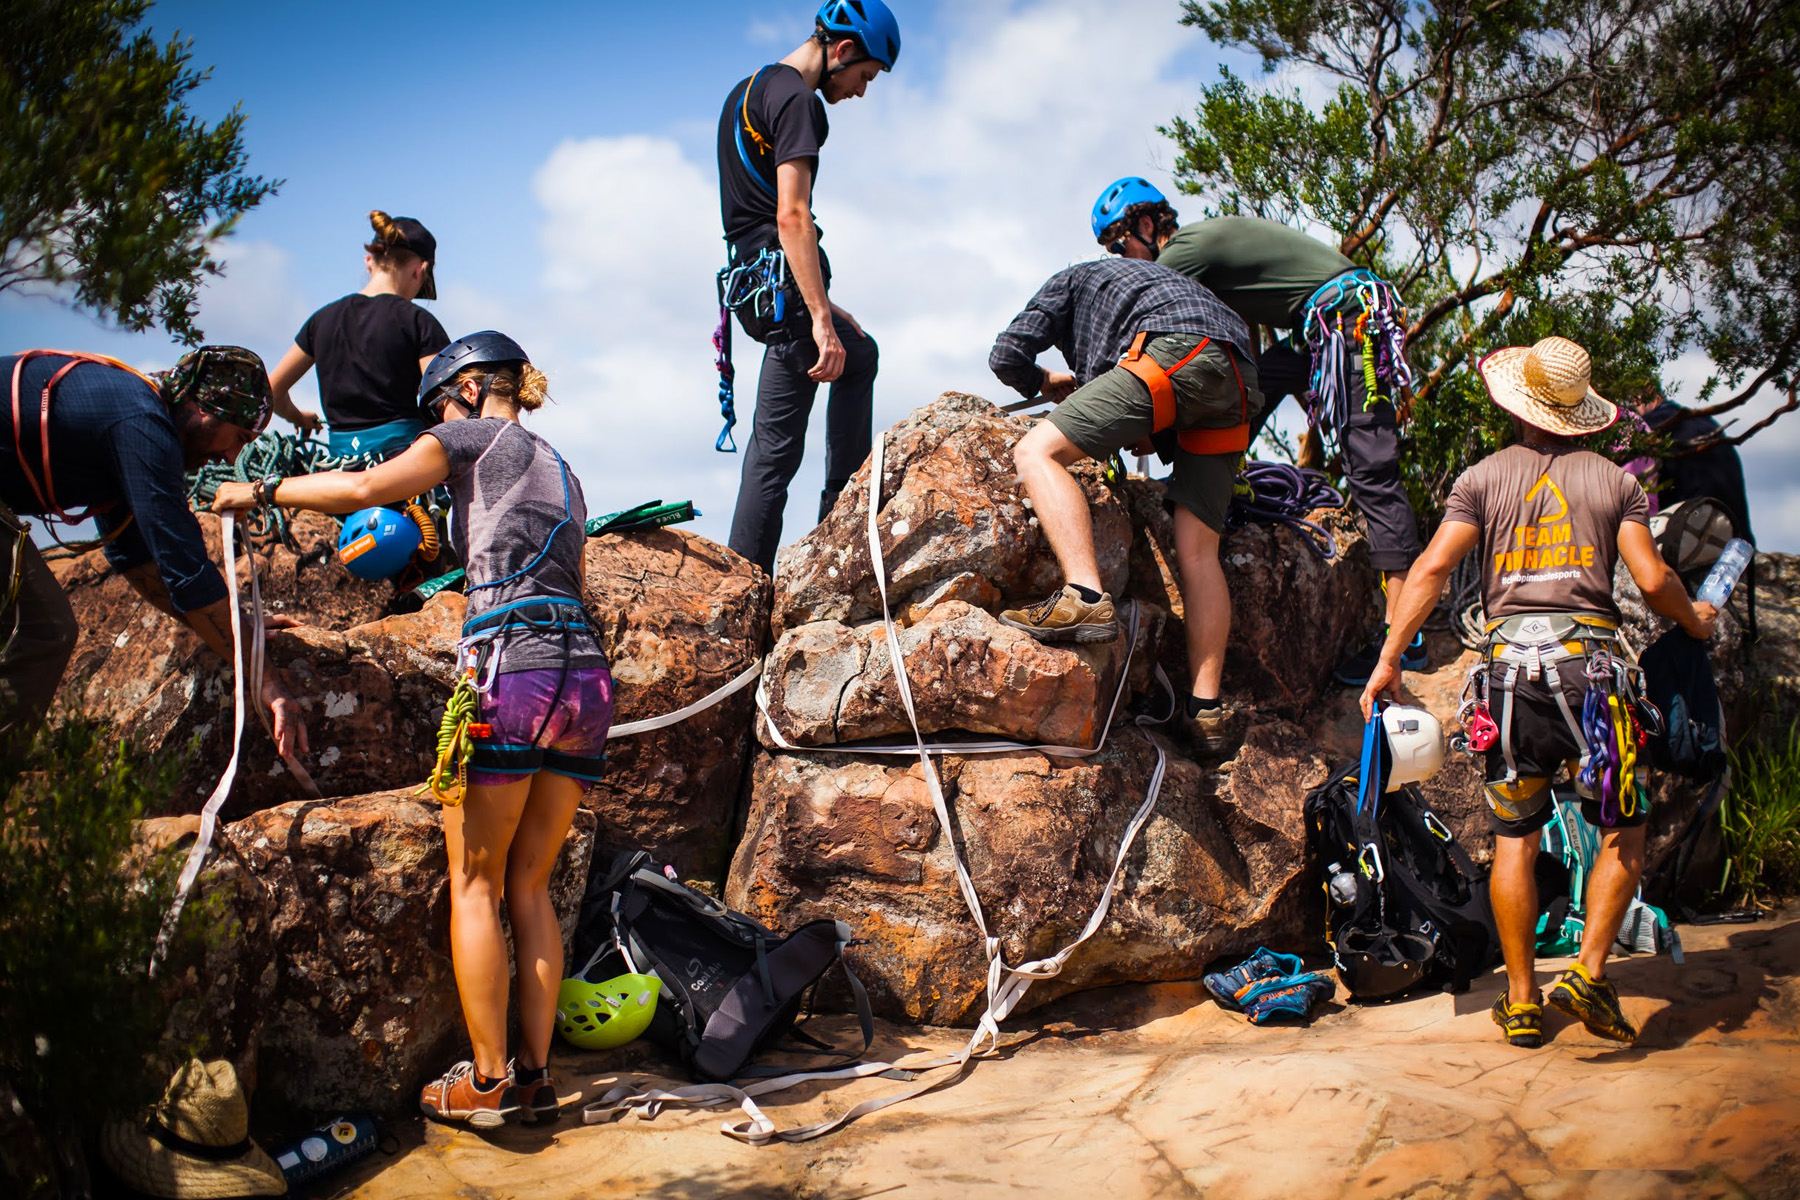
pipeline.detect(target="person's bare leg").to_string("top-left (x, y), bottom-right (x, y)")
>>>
top-left (1577, 824), bottom-right (1647, 981)
top-left (444, 776), bottom-right (531, 1079)
top-left (1490, 829), bottom-right (1541, 1005)
top-left (1172, 507), bottom-right (1228, 699)
top-left (1013, 422), bottom-right (1102, 594)
top-left (504, 772), bottom-right (585, 1071)
top-left (1383, 567), bottom-right (1413, 626)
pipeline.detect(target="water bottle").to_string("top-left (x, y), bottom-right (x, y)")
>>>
top-left (1696, 538), bottom-right (1753, 607)
top-left (271, 1114), bottom-right (379, 1188)
top-left (1327, 863), bottom-right (1359, 907)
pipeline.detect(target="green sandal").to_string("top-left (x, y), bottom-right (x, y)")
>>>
top-left (1547, 963), bottom-right (1638, 1043)
top-left (1490, 992), bottom-right (1544, 1048)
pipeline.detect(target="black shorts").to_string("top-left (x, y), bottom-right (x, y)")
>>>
top-left (1482, 662), bottom-right (1650, 836)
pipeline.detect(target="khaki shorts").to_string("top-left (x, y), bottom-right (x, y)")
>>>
top-left (1047, 334), bottom-right (1263, 533)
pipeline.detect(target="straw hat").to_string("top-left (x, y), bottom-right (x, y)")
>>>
top-left (1477, 336), bottom-right (1618, 436)
top-left (100, 1060), bottom-right (286, 1198)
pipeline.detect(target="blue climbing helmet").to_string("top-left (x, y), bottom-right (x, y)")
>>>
top-left (338, 507), bottom-right (423, 580)
top-left (816, 0), bottom-right (901, 70)
top-left (417, 331), bottom-right (530, 420)
top-left (1091, 176), bottom-right (1168, 243)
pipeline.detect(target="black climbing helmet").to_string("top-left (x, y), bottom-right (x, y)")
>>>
top-left (418, 331), bottom-right (530, 419)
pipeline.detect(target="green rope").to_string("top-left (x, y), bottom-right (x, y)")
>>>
top-left (186, 432), bottom-right (391, 543)
top-left (424, 670), bottom-right (482, 807)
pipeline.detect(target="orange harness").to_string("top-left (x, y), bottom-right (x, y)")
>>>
top-left (9, 350), bottom-right (161, 523)
top-left (1117, 332), bottom-right (1251, 455)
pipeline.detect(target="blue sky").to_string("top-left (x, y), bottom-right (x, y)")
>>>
top-left (5, 0), bottom-right (1795, 554)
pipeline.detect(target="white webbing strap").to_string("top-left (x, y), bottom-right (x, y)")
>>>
top-left (609, 660), bottom-right (763, 738)
top-left (149, 514), bottom-right (250, 975)
top-left (586, 432), bottom-right (1171, 1143)
top-left (245, 542), bottom-right (321, 800)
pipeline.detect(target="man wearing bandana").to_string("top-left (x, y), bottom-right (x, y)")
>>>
top-left (0, 346), bottom-right (308, 760)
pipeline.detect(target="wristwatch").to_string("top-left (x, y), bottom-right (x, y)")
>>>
top-left (253, 474), bottom-right (284, 506)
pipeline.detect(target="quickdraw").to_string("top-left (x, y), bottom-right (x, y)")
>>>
top-left (713, 246), bottom-right (789, 454)
top-left (1300, 270), bottom-right (1414, 447)
top-left (1576, 650), bottom-right (1653, 824)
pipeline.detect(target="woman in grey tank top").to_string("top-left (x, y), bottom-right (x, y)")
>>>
top-left (214, 331), bottom-right (611, 1128)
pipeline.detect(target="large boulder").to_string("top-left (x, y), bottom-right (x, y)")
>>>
top-left (580, 529), bottom-right (770, 883)
top-left (760, 599), bottom-right (1162, 749)
top-left (213, 791), bottom-right (595, 1118)
top-left (772, 393), bottom-right (1132, 636)
top-left (726, 722), bottom-right (1324, 1025)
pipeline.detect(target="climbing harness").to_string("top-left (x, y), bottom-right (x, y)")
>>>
top-left (1117, 333), bottom-right (1251, 456)
top-left (8, 351), bottom-right (161, 552)
top-left (1463, 613), bottom-right (1660, 825)
top-left (588, 433), bottom-right (1175, 1145)
top-left (1225, 460), bottom-right (1344, 560)
top-left (713, 245), bottom-right (790, 452)
top-left (1299, 269), bottom-right (1414, 446)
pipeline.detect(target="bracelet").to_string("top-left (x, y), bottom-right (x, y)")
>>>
top-left (253, 474), bottom-right (283, 507)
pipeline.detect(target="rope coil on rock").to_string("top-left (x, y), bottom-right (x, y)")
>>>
top-left (1226, 460), bottom-right (1344, 560)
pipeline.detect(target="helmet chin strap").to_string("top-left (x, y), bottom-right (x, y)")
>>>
top-left (818, 35), bottom-right (867, 83)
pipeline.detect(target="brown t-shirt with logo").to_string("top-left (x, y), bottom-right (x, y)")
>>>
top-left (1442, 443), bottom-right (1649, 623)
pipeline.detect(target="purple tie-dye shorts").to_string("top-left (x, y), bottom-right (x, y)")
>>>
top-left (469, 665), bottom-right (614, 785)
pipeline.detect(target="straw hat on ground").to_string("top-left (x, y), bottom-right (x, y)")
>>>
top-left (99, 1059), bottom-right (286, 1198)
top-left (1477, 335), bottom-right (1618, 437)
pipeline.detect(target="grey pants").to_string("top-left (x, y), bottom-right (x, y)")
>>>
top-left (0, 503), bottom-right (80, 761)
top-left (726, 314), bottom-right (878, 573)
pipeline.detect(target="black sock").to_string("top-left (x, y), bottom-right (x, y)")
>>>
top-left (1185, 695), bottom-right (1223, 718)
top-left (475, 1071), bottom-right (508, 1092)
top-left (1069, 583), bottom-right (1103, 603)
top-left (513, 1064), bottom-right (549, 1085)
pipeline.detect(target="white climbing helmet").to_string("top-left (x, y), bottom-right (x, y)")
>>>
top-left (1382, 705), bottom-right (1446, 791)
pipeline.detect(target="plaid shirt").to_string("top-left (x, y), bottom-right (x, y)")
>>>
top-left (989, 258), bottom-right (1256, 398)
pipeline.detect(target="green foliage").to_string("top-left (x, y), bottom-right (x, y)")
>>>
top-left (1165, 0), bottom-right (1800, 518)
top-left (0, 720), bottom-right (194, 1188)
top-left (0, 0), bottom-right (279, 344)
top-left (1719, 717), bottom-right (1800, 906)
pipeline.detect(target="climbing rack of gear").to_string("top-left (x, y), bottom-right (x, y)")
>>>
top-left (1301, 269), bottom-right (1414, 445)
top-left (712, 246), bottom-right (789, 453)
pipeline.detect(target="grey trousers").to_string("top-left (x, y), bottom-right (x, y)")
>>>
top-left (726, 314), bottom-right (878, 573)
top-left (0, 502), bottom-right (80, 761)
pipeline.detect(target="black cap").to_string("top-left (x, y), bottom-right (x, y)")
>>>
top-left (376, 215), bottom-right (438, 300)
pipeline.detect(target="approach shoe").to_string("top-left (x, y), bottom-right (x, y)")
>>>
top-left (1204, 947), bottom-right (1305, 1011)
top-left (1189, 704), bottom-right (1242, 758)
top-left (998, 585), bottom-right (1117, 644)
top-left (420, 1061), bottom-right (518, 1129)
top-left (1547, 963), bottom-right (1639, 1043)
top-left (1242, 973), bottom-right (1336, 1025)
top-left (510, 1061), bottom-right (560, 1126)
top-left (1490, 992), bottom-right (1545, 1048)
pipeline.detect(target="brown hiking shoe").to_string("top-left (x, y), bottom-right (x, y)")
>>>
top-left (999, 585), bottom-right (1118, 643)
top-left (510, 1061), bottom-right (561, 1126)
top-left (1189, 705), bottom-right (1241, 756)
top-left (419, 1061), bottom-right (517, 1129)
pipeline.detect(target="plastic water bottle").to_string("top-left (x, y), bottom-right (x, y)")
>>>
top-left (1696, 538), bottom-right (1753, 607)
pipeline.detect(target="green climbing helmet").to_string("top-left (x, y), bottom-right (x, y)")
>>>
top-left (555, 972), bottom-right (661, 1050)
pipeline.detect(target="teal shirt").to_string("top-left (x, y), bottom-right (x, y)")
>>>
top-left (1156, 217), bottom-right (1354, 331)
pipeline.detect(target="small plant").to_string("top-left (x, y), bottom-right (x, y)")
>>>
top-left (0, 720), bottom-right (193, 1198)
top-left (1719, 718), bottom-right (1800, 908)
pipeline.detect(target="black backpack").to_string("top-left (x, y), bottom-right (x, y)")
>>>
top-left (1304, 715), bottom-right (1497, 999)
top-left (1639, 627), bottom-right (1727, 781)
top-left (570, 849), bottom-right (874, 1082)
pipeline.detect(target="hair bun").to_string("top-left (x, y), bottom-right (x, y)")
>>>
top-left (368, 210), bottom-right (407, 248)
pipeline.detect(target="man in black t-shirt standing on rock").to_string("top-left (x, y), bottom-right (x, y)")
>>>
top-left (716, 0), bottom-right (900, 573)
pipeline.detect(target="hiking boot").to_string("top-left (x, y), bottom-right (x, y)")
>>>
top-left (1491, 992), bottom-right (1545, 1048)
top-left (1189, 704), bottom-right (1241, 757)
top-left (1332, 630), bottom-right (1426, 686)
top-left (419, 1061), bottom-right (517, 1129)
top-left (1546, 963), bottom-right (1638, 1043)
top-left (510, 1061), bottom-right (561, 1126)
top-left (999, 585), bottom-right (1117, 643)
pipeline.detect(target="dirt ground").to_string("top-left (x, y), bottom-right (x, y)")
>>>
top-left (326, 908), bottom-right (1800, 1200)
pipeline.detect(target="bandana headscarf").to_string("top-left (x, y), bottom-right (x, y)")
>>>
top-left (157, 346), bottom-right (273, 432)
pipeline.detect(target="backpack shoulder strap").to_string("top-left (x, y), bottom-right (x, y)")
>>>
top-left (734, 69), bottom-right (779, 200)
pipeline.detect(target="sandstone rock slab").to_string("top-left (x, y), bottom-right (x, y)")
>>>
top-left (727, 721), bottom-right (1326, 1024)
top-left (773, 393), bottom-right (1131, 637)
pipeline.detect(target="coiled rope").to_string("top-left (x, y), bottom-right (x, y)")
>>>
top-left (1225, 460), bottom-right (1344, 559)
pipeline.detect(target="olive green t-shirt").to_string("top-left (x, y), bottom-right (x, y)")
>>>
top-left (1442, 443), bottom-right (1650, 623)
top-left (1156, 216), bottom-right (1354, 330)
